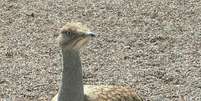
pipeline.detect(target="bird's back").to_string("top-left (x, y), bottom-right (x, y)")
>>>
top-left (84, 85), bottom-right (143, 101)
top-left (52, 85), bottom-right (143, 101)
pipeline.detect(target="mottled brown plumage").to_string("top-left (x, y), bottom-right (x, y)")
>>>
top-left (84, 85), bottom-right (143, 101)
top-left (52, 85), bottom-right (143, 101)
top-left (52, 22), bottom-right (143, 101)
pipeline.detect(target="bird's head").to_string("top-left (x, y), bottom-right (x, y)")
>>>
top-left (58, 22), bottom-right (96, 50)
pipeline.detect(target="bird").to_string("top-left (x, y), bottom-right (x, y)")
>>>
top-left (52, 22), bottom-right (143, 101)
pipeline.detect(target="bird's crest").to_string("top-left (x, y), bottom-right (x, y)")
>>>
top-left (61, 22), bottom-right (90, 34)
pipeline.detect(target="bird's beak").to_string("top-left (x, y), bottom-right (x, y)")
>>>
top-left (85, 32), bottom-right (96, 37)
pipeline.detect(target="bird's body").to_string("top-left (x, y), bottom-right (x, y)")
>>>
top-left (52, 22), bottom-right (143, 101)
top-left (52, 85), bottom-right (142, 101)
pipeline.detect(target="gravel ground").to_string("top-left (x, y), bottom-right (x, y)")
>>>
top-left (0, 0), bottom-right (201, 101)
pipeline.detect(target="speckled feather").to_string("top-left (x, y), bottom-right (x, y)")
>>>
top-left (84, 85), bottom-right (143, 101)
top-left (52, 85), bottom-right (143, 101)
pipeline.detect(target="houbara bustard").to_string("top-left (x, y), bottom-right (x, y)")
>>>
top-left (52, 22), bottom-right (143, 101)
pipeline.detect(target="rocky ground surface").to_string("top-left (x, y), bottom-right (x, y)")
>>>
top-left (0, 0), bottom-right (201, 101)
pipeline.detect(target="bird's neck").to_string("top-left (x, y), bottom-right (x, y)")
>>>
top-left (58, 49), bottom-right (84, 101)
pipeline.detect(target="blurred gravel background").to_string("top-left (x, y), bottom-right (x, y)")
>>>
top-left (0, 0), bottom-right (201, 101)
